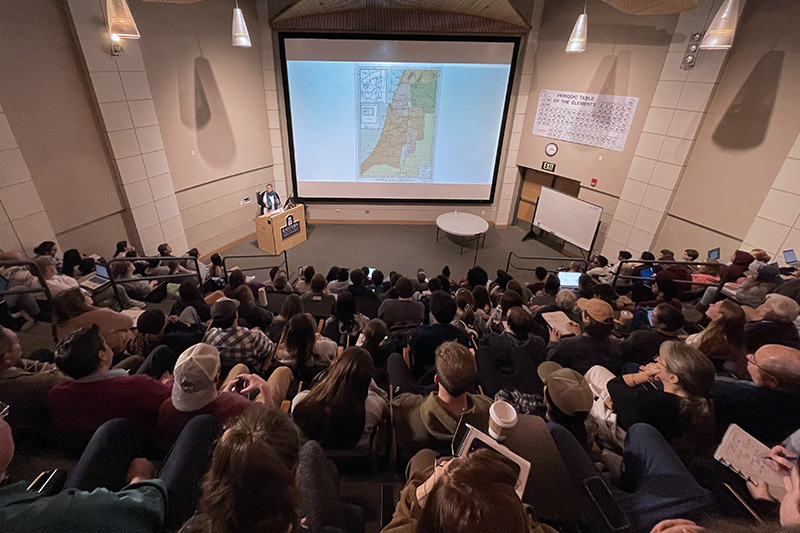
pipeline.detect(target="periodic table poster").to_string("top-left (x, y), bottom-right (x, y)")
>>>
top-left (532, 90), bottom-right (639, 152)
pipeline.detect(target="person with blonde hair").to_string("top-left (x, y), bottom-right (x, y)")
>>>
top-left (686, 299), bottom-right (747, 377)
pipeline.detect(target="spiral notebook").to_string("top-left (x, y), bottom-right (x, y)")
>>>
top-left (714, 423), bottom-right (787, 500)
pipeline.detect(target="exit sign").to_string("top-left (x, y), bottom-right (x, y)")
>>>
top-left (542, 161), bottom-right (556, 172)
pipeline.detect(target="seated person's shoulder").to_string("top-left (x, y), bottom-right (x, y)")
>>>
top-left (391, 392), bottom-right (426, 409)
top-left (469, 393), bottom-right (493, 411)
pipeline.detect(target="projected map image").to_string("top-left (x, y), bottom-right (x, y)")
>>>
top-left (357, 66), bottom-right (440, 182)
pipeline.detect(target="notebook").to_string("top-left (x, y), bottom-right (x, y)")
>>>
top-left (542, 310), bottom-right (576, 336)
top-left (714, 423), bottom-right (787, 501)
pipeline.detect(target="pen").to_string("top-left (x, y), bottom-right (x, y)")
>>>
top-left (762, 455), bottom-right (799, 462)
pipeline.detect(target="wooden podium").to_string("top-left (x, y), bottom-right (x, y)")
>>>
top-left (255, 204), bottom-right (307, 254)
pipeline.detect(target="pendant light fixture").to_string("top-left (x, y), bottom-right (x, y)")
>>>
top-left (106, 0), bottom-right (140, 41)
top-left (699, 0), bottom-right (740, 50)
top-left (566, 1), bottom-right (588, 53)
top-left (232, 1), bottom-right (252, 48)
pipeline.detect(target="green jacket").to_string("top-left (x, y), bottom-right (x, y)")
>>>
top-left (0, 479), bottom-right (167, 532)
top-left (392, 391), bottom-right (492, 454)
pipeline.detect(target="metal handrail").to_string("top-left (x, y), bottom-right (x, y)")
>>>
top-left (0, 259), bottom-right (54, 303)
top-left (107, 255), bottom-right (202, 308)
top-left (221, 251), bottom-right (289, 284)
top-left (610, 259), bottom-right (727, 294)
top-left (505, 252), bottom-right (588, 274)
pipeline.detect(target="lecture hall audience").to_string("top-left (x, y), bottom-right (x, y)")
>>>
top-left (6, 236), bottom-right (800, 533)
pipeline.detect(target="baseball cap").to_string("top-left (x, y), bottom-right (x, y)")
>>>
top-left (211, 297), bottom-right (239, 322)
top-left (172, 343), bottom-right (221, 412)
top-left (537, 361), bottom-right (593, 416)
top-left (576, 298), bottom-right (614, 322)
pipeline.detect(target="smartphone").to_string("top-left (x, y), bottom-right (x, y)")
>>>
top-left (645, 307), bottom-right (655, 327)
top-left (298, 266), bottom-right (303, 277)
top-left (367, 267), bottom-right (377, 279)
top-left (231, 376), bottom-right (247, 394)
top-left (584, 476), bottom-right (630, 531)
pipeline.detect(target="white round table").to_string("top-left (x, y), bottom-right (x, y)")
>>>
top-left (436, 211), bottom-right (489, 266)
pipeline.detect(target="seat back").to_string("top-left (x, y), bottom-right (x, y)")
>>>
top-left (266, 291), bottom-right (296, 314)
top-left (303, 296), bottom-right (333, 320)
top-left (355, 295), bottom-right (380, 318)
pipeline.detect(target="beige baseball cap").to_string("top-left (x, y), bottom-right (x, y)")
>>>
top-left (576, 298), bottom-right (614, 322)
top-left (172, 343), bottom-right (221, 412)
top-left (537, 361), bottom-right (593, 416)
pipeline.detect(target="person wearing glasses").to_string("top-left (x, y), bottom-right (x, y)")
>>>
top-left (712, 344), bottom-right (800, 446)
top-left (587, 341), bottom-right (716, 464)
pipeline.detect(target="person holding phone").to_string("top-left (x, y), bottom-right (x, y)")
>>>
top-left (158, 343), bottom-right (292, 443)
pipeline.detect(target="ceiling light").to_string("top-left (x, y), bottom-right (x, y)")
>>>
top-left (566, 6), bottom-right (588, 53)
top-left (699, 0), bottom-right (740, 50)
top-left (232, 2), bottom-right (252, 47)
top-left (106, 0), bottom-right (140, 40)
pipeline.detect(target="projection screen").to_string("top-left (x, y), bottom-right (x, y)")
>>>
top-left (279, 34), bottom-right (519, 203)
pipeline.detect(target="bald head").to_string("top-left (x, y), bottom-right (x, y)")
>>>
top-left (0, 251), bottom-right (23, 261)
top-left (750, 344), bottom-right (800, 393)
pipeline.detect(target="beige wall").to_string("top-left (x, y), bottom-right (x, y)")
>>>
top-left (131, 0), bottom-right (272, 253)
top-left (657, 0), bottom-right (800, 257)
top-left (0, 0), bottom-right (129, 255)
top-left (519, 0), bottom-right (678, 197)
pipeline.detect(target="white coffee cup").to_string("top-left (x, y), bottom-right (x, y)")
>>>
top-left (488, 400), bottom-right (518, 442)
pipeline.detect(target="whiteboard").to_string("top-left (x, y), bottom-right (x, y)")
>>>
top-left (532, 187), bottom-right (603, 251)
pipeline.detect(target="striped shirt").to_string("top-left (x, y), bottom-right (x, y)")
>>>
top-left (204, 326), bottom-right (274, 369)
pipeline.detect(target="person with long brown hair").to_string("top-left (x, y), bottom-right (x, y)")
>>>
top-left (181, 406), bottom-right (301, 533)
top-left (292, 346), bottom-right (387, 449)
top-left (686, 299), bottom-right (747, 377)
top-left (181, 405), bottom-right (358, 533)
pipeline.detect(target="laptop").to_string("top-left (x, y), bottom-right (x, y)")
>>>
top-left (783, 249), bottom-right (800, 268)
top-left (78, 263), bottom-right (111, 292)
top-left (558, 271), bottom-right (581, 289)
top-left (0, 274), bottom-right (8, 292)
top-left (708, 247), bottom-right (721, 260)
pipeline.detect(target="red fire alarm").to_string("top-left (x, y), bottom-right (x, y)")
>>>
top-left (591, 178), bottom-right (598, 187)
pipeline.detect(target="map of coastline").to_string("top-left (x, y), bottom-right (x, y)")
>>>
top-left (358, 67), bottom-right (439, 182)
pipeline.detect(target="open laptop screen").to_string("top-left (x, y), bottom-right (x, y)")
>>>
top-left (784, 250), bottom-right (797, 263)
top-left (558, 271), bottom-right (581, 288)
top-left (94, 264), bottom-right (109, 279)
top-left (708, 247), bottom-right (720, 260)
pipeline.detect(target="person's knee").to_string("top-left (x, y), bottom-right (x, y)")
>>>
top-left (93, 418), bottom-right (135, 444)
top-left (181, 414), bottom-right (219, 440)
top-left (626, 423), bottom-right (661, 443)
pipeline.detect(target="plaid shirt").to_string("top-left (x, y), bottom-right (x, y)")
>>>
top-left (204, 326), bottom-right (274, 369)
